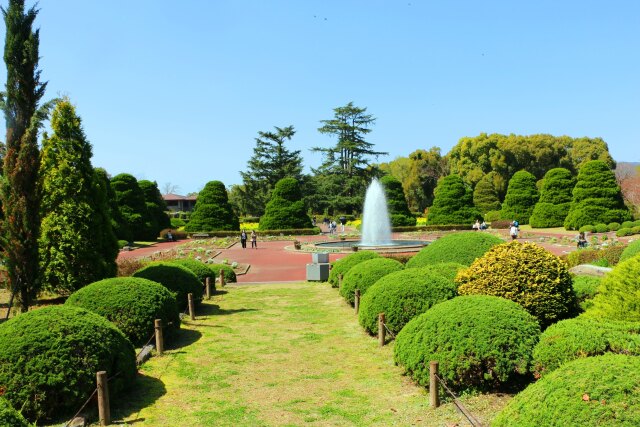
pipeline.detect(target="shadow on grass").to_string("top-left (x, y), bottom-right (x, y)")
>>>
top-left (166, 327), bottom-right (202, 350)
top-left (196, 303), bottom-right (257, 317)
top-left (110, 373), bottom-right (166, 423)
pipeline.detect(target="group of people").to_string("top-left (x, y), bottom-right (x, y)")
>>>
top-left (472, 220), bottom-right (488, 231)
top-left (240, 230), bottom-right (257, 249)
top-left (314, 216), bottom-right (344, 234)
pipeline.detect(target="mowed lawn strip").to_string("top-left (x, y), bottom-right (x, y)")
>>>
top-left (115, 282), bottom-right (510, 426)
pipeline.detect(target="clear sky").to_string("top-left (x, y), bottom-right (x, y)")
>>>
top-left (1, 1), bottom-right (638, 194)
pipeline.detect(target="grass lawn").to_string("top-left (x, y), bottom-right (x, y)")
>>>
top-left (112, 282), bottom-right (510, 426)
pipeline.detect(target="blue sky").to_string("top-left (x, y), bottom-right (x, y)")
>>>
top-left (1, 1), bottom-right (638, 194)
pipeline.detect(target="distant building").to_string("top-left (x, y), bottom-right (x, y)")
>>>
top-left (163, 193), bottom-right (197, 212)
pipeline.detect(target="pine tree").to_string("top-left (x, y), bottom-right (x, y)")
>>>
top-left (473, 173), bottom-right (502, 214)
top-left (39, 99), bottom-right (118, 294)
top-left (529, 168), bottom-right (575, 228)
top-left (185, 181), bottom-right (239, 231)
top-left (0, 1), bottom-right (51, 312)
top-left (427, 174), bottom-right (481, 225)
top-left (500, 170), bottom-right (540, 224)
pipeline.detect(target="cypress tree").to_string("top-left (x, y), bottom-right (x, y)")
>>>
top-left (529, 168), bottom-right (575, 228)
top-left (39, 99), bottom-right (118, 294)
top-left (139, 180), bottom-right (170, 236)
top-left (564, 160), bottom-right (631, 230)
top-left (500, 170), bottom-right (540, 224)
top-left (473, 173), bottom-right (502, 214)
top-left (96, 167), bottom-right (131, 242)
top-left (110, 173), bottom-right (155, 241)
top-left (0, 1), bottom-right (50, 312)
top-left (380, 175), bottom-right (416, 226)
top-left (427, 174), bottom-right (481, 225)
top-left (185, 181), bottom-right (239, 231)
top-left (259, 177), bottom-right (311, 230)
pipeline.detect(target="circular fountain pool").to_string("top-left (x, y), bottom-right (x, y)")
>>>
top-left (315, 239), bottom-right (428, 252)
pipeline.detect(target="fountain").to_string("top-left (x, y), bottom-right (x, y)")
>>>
top-left (315, 178), bottom-right (428, 252)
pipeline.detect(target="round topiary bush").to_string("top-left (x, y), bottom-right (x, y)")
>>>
top-left (607, 222), bottom-right (620, 231)
top-left (616, 227), bottom-right (633, 237)
top-left (394, 295), bottom-right (540, 391)
top-left (133, 262), bottom-right (203, 308)
top-left (0, 397), bottom-right (30, 427)
top-left (457, 241), bottom-right (577, 327)
top-left (406, 231), bottom-right (503, 268)
top-left (259, 177), bottom-right (312, 230)
top-left (427, 174), bottom-right (481, 225)
top-left (585, 255), bottom-right (640, 321)
top-left (328, 251), bottom-right (380, 287)
top-left (417, 262), bottom-right (466, 283)
top-left (493, 354), bottom-right (640, 427)
top-left (594, 223), bottom-right (608, 233)
top-left (532, 317), bottom-right (640, 377)
top-left (340, 258), bottom-right (404, 304)
top-left (170, 258), bottom-right (214, 283)
top-left (207, 263), bottom-right (237, 283)
top-left (65, 277), bottom-right (180, 346)
top-left (185, 180), bottom-right (239, 232)
top-left (358, 268), bottom-right (457, 335)
top-left (572, 275), bottom-right (601, 311)
top-left (580, 224), bottom-right (596, 233)
top-left (0, 306), bottom-right (136, 422)
top-left (621, 220), bottom-right (635, 229)
top-left (620, 239), bottom-right (640, 263)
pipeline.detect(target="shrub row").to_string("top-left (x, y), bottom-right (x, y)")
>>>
top-left (187, 227), bottom-right (321, 237)
top-left (580, 219), bottom-right (640, 234)
top-left (620, 239), bottom-right (640, 262)
top-left (616, 226), bottom-right (640, 237)
top-left (389, 224), bottom-right (471, 232)
top-left (328, 251), bottom-right (380, 287)
top-left (564, 244), bottom-right (625, 268)
top-left (340, 258), bottom-right (403, 304)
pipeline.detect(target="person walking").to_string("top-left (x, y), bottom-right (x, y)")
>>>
top-left (251, 230), bottom-right (257, 249)
top-left (240, 230), bottom-right (247, 249)
top-left (510, 224), bottom-right (519, 240)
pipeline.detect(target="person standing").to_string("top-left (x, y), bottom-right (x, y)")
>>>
top-left (240, 230), bottom-right (247, 249)
top-left (251, 230), bottom-right (257, 249)
top-left (510, 224), bottom-right (518, 240)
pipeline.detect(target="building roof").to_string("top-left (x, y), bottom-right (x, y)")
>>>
top-left (163, 193), bottom-right (197, 201)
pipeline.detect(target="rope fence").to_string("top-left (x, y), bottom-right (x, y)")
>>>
top-left (430, 361), bottom-right (484, 427)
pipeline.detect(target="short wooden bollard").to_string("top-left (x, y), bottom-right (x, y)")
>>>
top-left (96, 371), bottom-right (110, 426)
top-left (338, 273), bottom-right (343, 289)
top-left (205, 277), bottom-right (211, 299)
top-left (188, 293), bottom-right (195, 320)
top-left (354, 289), bottom-right (360, 314)
top-left (430, 361), bottom-right (440, 408)
top-left (154, 319), bottom-right (164, 355)
top-left (219, 269), bottom-right (226, 287)
top-left (378, 313), bottom-right (386, 346)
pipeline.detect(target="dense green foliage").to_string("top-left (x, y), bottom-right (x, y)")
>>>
top-left (97, 167), bottom-right (131, 241)
top-left (472, 172), bottom-right (501, 214)
top-left (328, 251), bottom-right (380, 287)
top-left (500, 170), bottom-right (539, 224)
top-left (380, 175), bottom-right (416, 226)
top-left (406, 231), bottom-right (503, 268)
top-left (427, 174), bottom-right (481, 225)
top-left (170, 258), bottom-right (214, 283)
top-left (65, 277), bottom-right (180, 346)
top-left (0, 0), bottom-right (49, 312)
top-left (457, 241), bottom-right (577, 327)
top-left (532, 317), bottom-right (640, 377)
top-left (133, 262), bottom-right (203, 308)
top-left (358, 268), bottom-right (457, 335)
top-left (493, 354), bottom-right (640, 427)
top-left (0, 306), bottom-right (136, 422)
top-left (340, 258), bottom-right (403, 304)
top-left (39, 99), bottom-right (118, 295)
top-left (394, 296), bottom-right (540, 391)
top-left (110, 173), bottom-right (155, 240)
top-left (0, 397), bottom-right (31, 427)
top-left (207, 264), bottom-right (237, 283)
top-left (620, 239), bottom-right (640, 263)
top-left (185, 181), bottom-right (239, 231)
top-left (415, 262), bottom-right (466, 284)
top-left (139, 180), bottom-right (171, 235)
top-left (259, 177), bottom-right (311, 230)
top-left (572, 275), bottom-right (601, 311)
top-left (585, 255), bottom-right (640, 321)
top-left (564, 160), bottom-right (631, 230)
top-left (565, 245), bottom-right (625, 268)
top-left (529, 168), bottom-right (575, 228)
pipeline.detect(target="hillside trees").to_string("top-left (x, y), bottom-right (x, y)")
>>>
top-left (184, 180), bottom-right (239, 231)
top-left (427, 174), bottom-right (481, 225)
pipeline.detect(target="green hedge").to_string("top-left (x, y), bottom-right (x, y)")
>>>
top-left (607, 221), bottom-right (620, 231)
top-left (493, 354), bottom-right (640, 427)
top-left (328, 251), bottom-right (380, 287)
top-left (532, 317), bottom-right (640, 377)
top-left (0, 397), bottom-right (30, 427)
top-left (207, 264), bottom-right (237, 283)
top-left (133, 262), bottom-right (203, 308)
top-left (390, 224), bottom-right (472, 232)
top-left (187, 228), bottom-right (321, 237)
top-left (66, 277), bottom-right (180, 346)
top-left (416, 262), bottom-right (466, 283)
top-left (620, 239), bottom-right (640, 263)
top-left (358, 268), bottom-right (457, 336)
top-left (170, 258), bottom-right (214, 283)
top-left (572, 275), bottom-right (601, 311)
top-left (394, 295), bottom-right (540, 391)
top-left (585, 254), bottom-right (640, 321)
top-left (0, 306), bottom-right (136, 422)
top-left (339, 258), bottom-right (403, 304)
top-left (406, 231), bottom-right (503, 268)
top-left (565, 245), bottom-right (625, 268)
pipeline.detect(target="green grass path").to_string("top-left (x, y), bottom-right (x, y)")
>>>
top-left (113, 282), bottom-right (508, 426)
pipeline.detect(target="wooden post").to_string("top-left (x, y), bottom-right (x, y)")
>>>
top-left (338, 273), bottom-right (343, 289)
top-left (188, 293), bottom-right (195, 320)
top-left (378, 313), bottom-right (386, 346)
top-left (430, 361), bottom-right (440, 408)
top-left (155, 319), bottom-right (164, 355)
top-left (219, 269), bottom-right (226, 287)
top-left (354, 289), bottom-right (360, 314)
top-left (205, 277), bottom-right (211, 299)
top-left (96, 371), bottom-right (110, 426)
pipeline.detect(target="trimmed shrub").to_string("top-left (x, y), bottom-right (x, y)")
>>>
top-left (634, 225), bottom-right (640, 234)
top-left (381, 175), bottom-right (416, 226)
top-left (406, 231), bottom-right (503, 268)
top-left (170, 217), bottom-right (186, 228)
top-left (620, 239), bottom-right (640, 263)
top-left (185, 181), bottom-right (239, 232)
top-left (635, 220), bottom-right (640, 227)
top-left (594, 223), bottom-right (608, 233)
top-left (328, 251), bottom-right (380, 287)
top-left (65, 277), bottom-right (180, 346)
top-left (488, 219), bottom-right (512, 229)
top-left (133, 262), bottom-right (203, 308)
top-left (585, 255), bottom-right (640, 321)
top-left (564, 160), bottom-right (631, 230)
top-left (0, 397), bottom-right (30, 427)
top-left (389, 213), bottom-right (417, 227)
top-left (616, 227), bottom-right (633, 237)
top-left (493, 354), bottom-right (640, 427)
top-left (340, 258), bottom-right (403, 304)
top-left (579, 224), bottom-right (596, 233)
top-left (572, 275), bottom-right (601, 311)
top-left (500, 170), bottom-right (539, 225)
top-left (417, 262), bottom-right (466, 283)
top-left (484, 210), bottom-right (501, 222)
top-left (621, 220), bottom-right (635, 229)
top-left (394, 295), bottom-right (540, 391)
top-left (529, 168), bottom-right (574, 228)
top-left (170, 258), bottom-right (214, 284)
top-left (532, 317), bottom-right (640, 377)
top-left (457, 241), bottom-right (577, 327)
top-left (207, 264), bottom-right (237, 283)
top-left (566, 245), bottom-right (625, 268)
top-left (358, 268), bottom-right (457, 335)
top-left (259, 177), bottom-right (311, 230)
top-left (0, 306), bottom-right (136, 422)
top-left (473, 173), bottom-right (501, 214)
top-left (607, 222), bottom-right (620, 231)
top-left (427, 174), bottom-right (482, 225)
